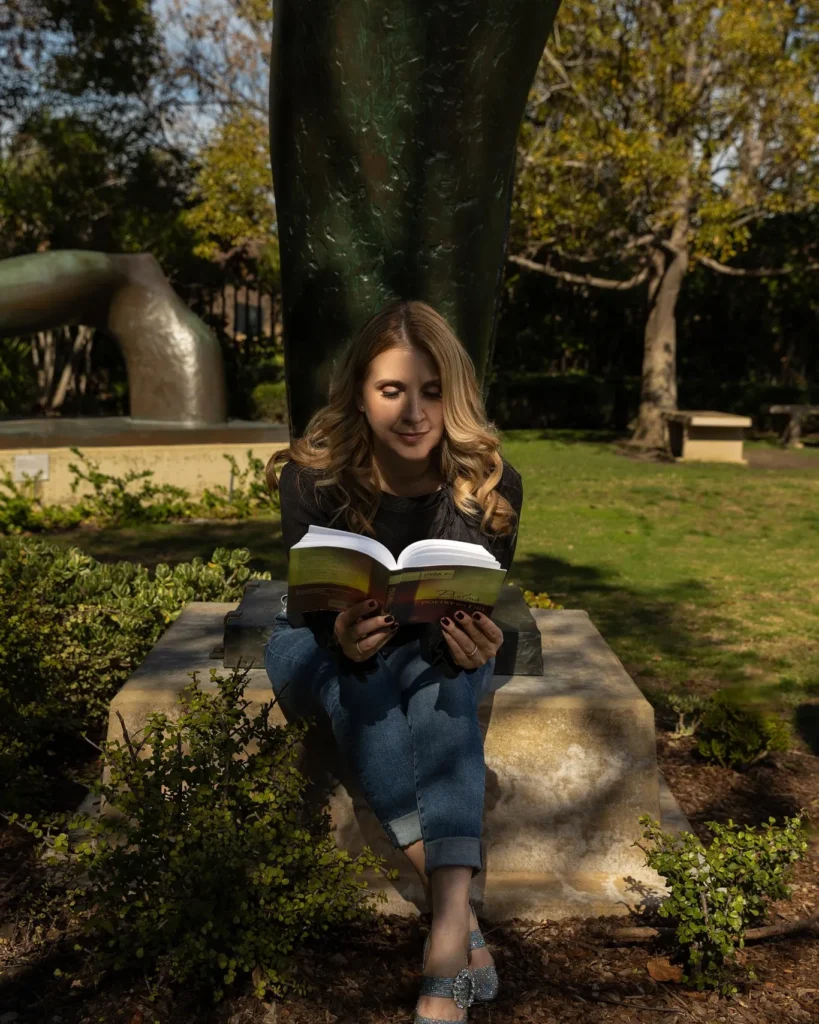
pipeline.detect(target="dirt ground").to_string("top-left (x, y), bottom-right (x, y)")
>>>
top-left (1, 735), bottom-right (817, 1024)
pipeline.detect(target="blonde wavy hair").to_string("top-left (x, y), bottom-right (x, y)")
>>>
top-left (266, 299), bottom-right (517, 541)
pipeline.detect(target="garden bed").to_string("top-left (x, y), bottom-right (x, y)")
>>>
top-left (1, 733), bottom-right (816, 1024)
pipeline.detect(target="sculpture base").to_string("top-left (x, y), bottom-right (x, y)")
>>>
top-left (0, 417), bottom-right (290, 505)
top-left (104, 603), bottom-right (691, 922)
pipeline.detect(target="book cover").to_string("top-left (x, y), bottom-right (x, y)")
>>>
top-left (287, 539), bottom-right (506, 623)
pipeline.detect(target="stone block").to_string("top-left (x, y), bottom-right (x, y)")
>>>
top-left (105, 603), bottom-right (690, 920)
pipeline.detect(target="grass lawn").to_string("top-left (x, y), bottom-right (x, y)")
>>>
top-left (34, 432), bottom-right (819, 713)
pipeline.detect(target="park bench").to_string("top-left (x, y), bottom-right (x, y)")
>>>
top-left (105, 583), bottom-right (690, 921)
top-left (768, 404), bottom-right (819, 449)
top-left (663, 410), bottom-right (752, 464)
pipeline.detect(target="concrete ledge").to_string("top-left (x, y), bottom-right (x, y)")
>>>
top-left (106, 604), bottom-right (691, 921)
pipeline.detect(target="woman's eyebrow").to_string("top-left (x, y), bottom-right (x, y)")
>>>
top-left (373, 377), bottom-right (441, 387)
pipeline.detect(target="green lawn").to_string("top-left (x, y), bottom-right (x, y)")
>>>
top-left (36, 433), bottom-right (819, 710)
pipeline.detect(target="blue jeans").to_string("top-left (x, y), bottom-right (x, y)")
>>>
top-left (263, 607), bottom-right (496, 874)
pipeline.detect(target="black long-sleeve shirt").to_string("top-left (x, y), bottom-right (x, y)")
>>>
top-left (277, 457), bottom-right (523, 659)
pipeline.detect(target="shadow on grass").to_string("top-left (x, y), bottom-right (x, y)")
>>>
top-left (510, 552), bottom-right (763, 691)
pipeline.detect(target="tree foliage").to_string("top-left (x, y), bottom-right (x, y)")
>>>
top-left (512, 1), bottom-right (819, 444)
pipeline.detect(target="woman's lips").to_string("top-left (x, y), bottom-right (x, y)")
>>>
top-left (396, 432), bottom-right (427, 443)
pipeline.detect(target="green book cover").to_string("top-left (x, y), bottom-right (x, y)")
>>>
top-left (287, 527), bottom-right (506, 624)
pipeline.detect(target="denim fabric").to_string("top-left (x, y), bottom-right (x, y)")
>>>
top-left (263, 606), bottom-right (496, 875)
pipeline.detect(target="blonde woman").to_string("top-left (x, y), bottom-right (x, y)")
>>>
top-left (264, 299), bottom-right (522, 1023)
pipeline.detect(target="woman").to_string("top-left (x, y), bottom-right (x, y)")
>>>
top-left (264, 299), bottom-right (523, 1023)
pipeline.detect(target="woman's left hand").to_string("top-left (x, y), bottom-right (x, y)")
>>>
top-left (440, 610), bottom-right (503, 670)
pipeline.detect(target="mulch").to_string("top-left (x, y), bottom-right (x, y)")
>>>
top-left (1, 736), bottom-right (817, 1024)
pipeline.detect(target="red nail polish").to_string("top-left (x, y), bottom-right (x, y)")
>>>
top-left (441, 617), bottom-right (451, 626)
top-left (369, 600), bottom-right (377, 607)
top-left (455, 610), bottom-right (465, 619)
top-left (472, 613), bottom-right (481, 621)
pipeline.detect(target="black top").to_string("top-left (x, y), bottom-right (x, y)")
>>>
top-left (277, 457), bottom-right (523, 656)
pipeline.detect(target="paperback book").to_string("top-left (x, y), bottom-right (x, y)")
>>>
top-left (287, 525), bottom-right (507, 623)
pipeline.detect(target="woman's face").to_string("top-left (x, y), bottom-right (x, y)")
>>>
top-left (357, 345), bottom-right (445, 461)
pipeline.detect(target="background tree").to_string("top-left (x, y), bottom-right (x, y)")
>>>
top-left (510, 0), bottom-right (819, 446)
top-left (162, 0), bottom-right (278, 275)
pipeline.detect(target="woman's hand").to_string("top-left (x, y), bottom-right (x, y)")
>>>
top-left (334, 599), bottom-right (399, 661)
top-left (440, 610), bottom-right (503, 670)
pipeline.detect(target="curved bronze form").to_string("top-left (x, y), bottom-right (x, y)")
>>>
top-left (270, 0), bottom-right (562, 437)
top-left (0, 250), bottom-right (227, 424)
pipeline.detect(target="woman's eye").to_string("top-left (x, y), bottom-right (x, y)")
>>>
top-left (380, 391), bottom-right (442, 400)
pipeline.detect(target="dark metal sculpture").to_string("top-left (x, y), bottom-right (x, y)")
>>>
top-left (0, 250), bottom-right (227, 424)
top-left (270, 0), bottom-right (562, 437)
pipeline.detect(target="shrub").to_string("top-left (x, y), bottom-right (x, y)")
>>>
top-left (252, 380), bottom-right (288, 423)
top-left (0, 447), bottom-right (280, 535)
top-left (639, 814), bottom-right (808, 994)
top-left (10, 668), bottom-right (388, 1002)
top-left (0, 538), bottom-right (270, 806)
top-left (696, 692), bottom-right (790, 770)
top-left (522, 587), bottom-right (564, 610)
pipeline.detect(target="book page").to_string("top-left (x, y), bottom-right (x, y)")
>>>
top-left (297, 525), bottom-right (398, 569)
top-left (397, 537), bottom-right (499, 569)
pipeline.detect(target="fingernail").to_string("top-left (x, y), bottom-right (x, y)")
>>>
top-left (390, 621), bottom-right (399, 630)
top-left (455, 610), bottom-right (465, 620)
top-left (369, 600), bottom-right (377, 608)
top-left (441, 617), bottom-right (451, 626)
top-left (384, 615), bottom-right (395, 624)
top-left (472, 613), bottom-right (481, 621)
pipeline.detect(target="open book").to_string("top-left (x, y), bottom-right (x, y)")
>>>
top-left (287, 525), bottom-right (507, 623)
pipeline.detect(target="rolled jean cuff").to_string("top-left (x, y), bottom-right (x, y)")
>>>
top-left (386, 810), bottom-right (423, 849)
top-left (425, 836), bottom-right (483, 875)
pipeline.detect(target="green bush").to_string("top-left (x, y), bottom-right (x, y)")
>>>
top-left (639, 814), bottom-right (808, 994)
top-left (252, 380), bottom-right (288, 423)
top-left (11, 668), bottom-right (388, 1002)
top-left (0, 538), bottom-right (270, 806)
top-left (696, 692), bottom-right (790, 770)
top-left (0, 446), bottom-right (280, 535)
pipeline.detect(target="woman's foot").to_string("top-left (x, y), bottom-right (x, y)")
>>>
top-left (416, 915), bottom-right (471, 1022)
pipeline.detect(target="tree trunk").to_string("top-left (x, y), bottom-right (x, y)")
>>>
top-left (633, 235), bottom-right (689, 449)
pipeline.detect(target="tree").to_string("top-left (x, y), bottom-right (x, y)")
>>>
top-left (161, 0), bottom-right (277, 269)
top-left (510, 0), bottom-right (819, 446)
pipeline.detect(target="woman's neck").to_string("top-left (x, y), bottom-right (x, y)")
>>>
top-left (371, 452), bottom-right (446, 497)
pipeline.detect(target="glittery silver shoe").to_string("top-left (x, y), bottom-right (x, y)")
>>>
top-left (414, 960), bottom-right (475, 1024)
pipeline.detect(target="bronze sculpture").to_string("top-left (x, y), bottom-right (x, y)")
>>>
top-left (0, 251), bottom-right (227, 424)
top-left (271, 0), bottom-right (562, 436)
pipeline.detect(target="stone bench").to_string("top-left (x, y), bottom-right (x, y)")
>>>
top-left (106, 603), bottom-right (689, 921)
top-left (663, 410), bottom-right (752, 464)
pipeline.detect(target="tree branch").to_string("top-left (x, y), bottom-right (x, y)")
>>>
top-left (698, 255), bottom-right (819, 277)
top-left (508, 253), bottom-right (650, 291)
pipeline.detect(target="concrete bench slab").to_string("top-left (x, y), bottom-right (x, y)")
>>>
top-left (663, 410), bottom-right (753, 465)
top-left (106, 603), bottom-right (690, 921)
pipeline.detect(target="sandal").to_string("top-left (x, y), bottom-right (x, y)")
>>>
top-left (414, 955), bottom-right (475, 1024)
top-left (421, 901), bottom-right (498, 1003)
top-left (467, 900), bottom-right (499, 1001)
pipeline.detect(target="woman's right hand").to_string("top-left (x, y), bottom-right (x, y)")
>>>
top-left (334, 599), bottom-right (399, 661)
